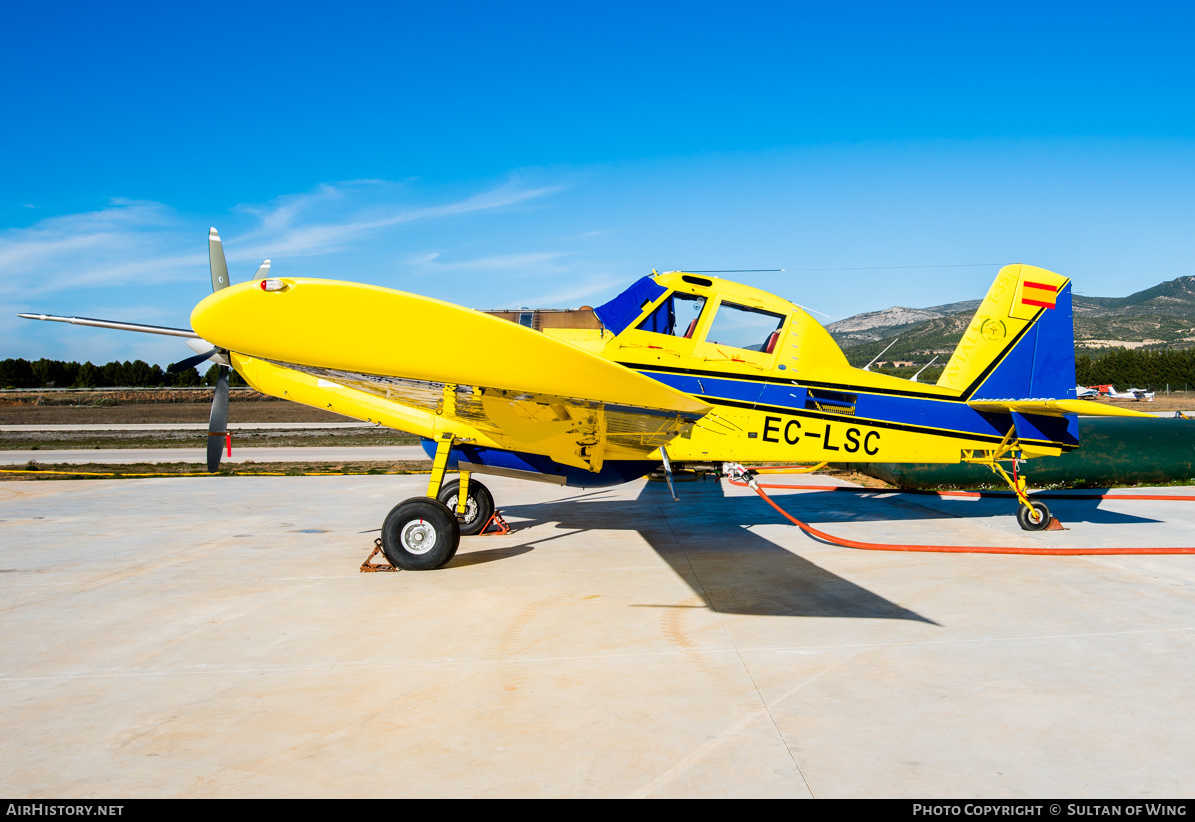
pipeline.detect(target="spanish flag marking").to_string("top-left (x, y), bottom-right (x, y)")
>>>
top-left (1021, 280), bottom-right (1058, 310)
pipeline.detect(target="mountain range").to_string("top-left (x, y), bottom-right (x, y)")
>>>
top-left (829, 275), bottom-right (1195, 366)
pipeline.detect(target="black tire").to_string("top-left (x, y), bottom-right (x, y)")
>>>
top-left (1016, 500), bottom-right (1052, 532)
top-left (381, 497), bottom-right (461, 570)
top-left (437, 478), bottom-right (495, 537)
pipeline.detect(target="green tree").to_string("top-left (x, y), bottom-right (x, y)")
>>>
top-left (203, 363), bottom-right (247, 387)
top-left (1078, 347), bottom-right (1195, 389)
top-left (31, 358), bottom-right (78, 387)
top-left (170, 367), bottom-right (202, 386)
top-left (126, 359), bottom-right (161, 387)
top-left (1075, 352), bottom-right (1093, 385)
top-left (74, 362), bottom-right (101, 387)
top-left (0, 358), bottom-right (37, 388)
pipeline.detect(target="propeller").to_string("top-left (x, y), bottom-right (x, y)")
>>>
top-left (209, 228), bottom-right (231, 292)
top-left (194, 228), bottom-right (271, 471)
top-left (168, 347), bottom-right (218, 374)
top-left (205, 228), bottom-right (233, 471)
top-left (207, 362), bottom-right (230, 472)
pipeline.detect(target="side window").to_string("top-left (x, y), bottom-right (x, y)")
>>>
top-left (705, 302), bottom-right (785, 352)
top-left (636, 292), bottom-right (707, 337)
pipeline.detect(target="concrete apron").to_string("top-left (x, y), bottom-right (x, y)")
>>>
top-left (1, 474), bottom-right (1193, 798)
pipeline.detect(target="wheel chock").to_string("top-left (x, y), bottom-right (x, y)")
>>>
top-left (479, 510), bottom-right (511, 536)
top-left (360, 538), bottom-right (399, 572)
top-left (1045, 517), bottom-right (1066, 531)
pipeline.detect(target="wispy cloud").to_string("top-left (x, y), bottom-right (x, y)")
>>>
top-left (511, 273), bottom-right (628, 307)
top-left (0, 200), bottom-right (203, 298)
top-left (233, 180), bottom-right (562, 261)
top-left (0, 179), bottom-right (563, 301)
top-left (407, 251), bottom-right (571, 277)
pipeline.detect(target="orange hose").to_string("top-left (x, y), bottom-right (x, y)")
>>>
top-left (743, 480), bottom-right (1195, 503)
top-left (737, 465), bottom-right (1195, 503)
top-left (736, 480), bottom-right (1195, 556)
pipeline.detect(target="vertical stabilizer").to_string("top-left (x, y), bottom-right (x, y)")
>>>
top-left (936, 264), bottom-right (1074, 400)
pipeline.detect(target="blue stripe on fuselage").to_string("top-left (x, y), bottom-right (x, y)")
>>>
top-left (638, 368), bottom-right (1064, 445)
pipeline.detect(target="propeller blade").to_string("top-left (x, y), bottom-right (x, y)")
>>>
top-left (207, 365), bottom-right (230, 472)
top-left (209, 228), bottom-right (230, 291)
top-left (253, 259), bottom-right (271, 280)
top-left (167, 348), bottom-right (217, 374)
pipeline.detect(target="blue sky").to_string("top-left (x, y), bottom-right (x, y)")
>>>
top-left (4, 1), bottom-right (1194, 365)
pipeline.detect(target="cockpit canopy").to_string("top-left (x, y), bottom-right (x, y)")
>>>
top-left (595, 273), bottom-right (788, 355)
top-left (593, 275), bottom-right (667, 335)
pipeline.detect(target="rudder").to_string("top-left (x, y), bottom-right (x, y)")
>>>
top-left (936, 264), bottom-right (1075, 400)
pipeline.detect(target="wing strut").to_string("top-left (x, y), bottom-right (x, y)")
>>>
top-left (659, 446), bottom-right (679, 501)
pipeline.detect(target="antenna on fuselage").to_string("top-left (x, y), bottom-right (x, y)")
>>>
top-left (909, 355), bottom-right (939, 383)
top-left (787, 301), bottom-right (831, 318)
top-left (862, 338), bottom-right (899, 372)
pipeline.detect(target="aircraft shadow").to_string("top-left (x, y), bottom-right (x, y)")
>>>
top-left (500, 479), bottom-right (936, 623)
top-left (1027, 492), bottom-right (1170, 525)
top-left (742, 485), bottom-right (1161, 527)
top-left (446, 544), bottom-right (535, 568)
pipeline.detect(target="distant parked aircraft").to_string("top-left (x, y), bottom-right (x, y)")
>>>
top-left (1109, 387), bottom-right (1156, 402)
top-left (1088, 384), bottom-right (1155, 401)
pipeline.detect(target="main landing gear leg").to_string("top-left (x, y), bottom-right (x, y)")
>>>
top-left (380, 433), bottom-right (461, 570)
top-left (962, 428), bottom-right (1063, 532)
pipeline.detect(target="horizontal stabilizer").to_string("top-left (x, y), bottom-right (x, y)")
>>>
top-left (967, 399), bottom-right (1155, 418)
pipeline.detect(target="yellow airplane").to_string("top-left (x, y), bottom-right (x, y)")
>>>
top-left (22, 228), bottom-right (1146, 569)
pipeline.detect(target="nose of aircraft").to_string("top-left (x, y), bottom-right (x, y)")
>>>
top-left (190, 279), bottom-right (287, 360)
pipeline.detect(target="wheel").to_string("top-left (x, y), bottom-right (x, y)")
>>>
top-left (1016, 500), bottom-right (1052, 531)
top-left (381, 497), bottom-right (461, 570)
top-left (437, 478), bottom-right (494, 537)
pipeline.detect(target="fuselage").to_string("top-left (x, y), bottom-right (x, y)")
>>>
top-left (582, 272), bottom-right (1075, 464)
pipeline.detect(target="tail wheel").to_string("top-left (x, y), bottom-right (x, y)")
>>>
top-left (1016, 500), bottom-right (1052, 532)
top-left (437, 479), bottom-right (495, 537)
top-left (381, 497), bottom-right (461, 570)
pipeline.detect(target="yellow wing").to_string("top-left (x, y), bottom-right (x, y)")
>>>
top-left (194, 279), bottom-right (711, 470)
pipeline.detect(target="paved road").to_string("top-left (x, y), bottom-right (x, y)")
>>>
top-left (3, 446), bottom-right (430, 464)
top-left (2, 474), bottom-right (1194, 796)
